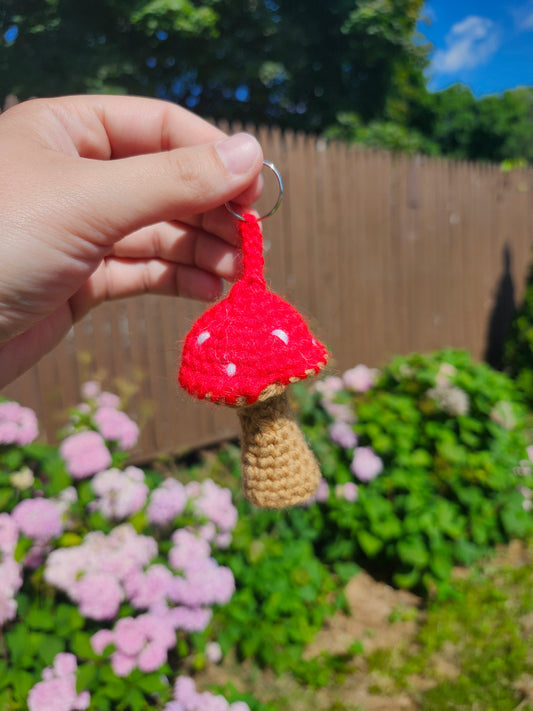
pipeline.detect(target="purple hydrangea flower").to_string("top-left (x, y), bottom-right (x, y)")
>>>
top-left (0, 401), bottom-right (38, 445)
top-left (94, 407), bottom-right (139, 450)
top-left (342, 365), bottom-right (378, 393)
top-left (147, 479), bottom-right (187, 526)
top-left (11, 498), bottom-right (63, 542)
top-left (27, 653), bottom-right (90, 711)
top-left (342, 482), bottom-right (359, 502)
top-left (350, 447), bottom-right (383, 482)
top-left (91, 466), bottom-right (148, 520)
top-left (328, 421), bottom-right (357, 449)
top-left (60, 431), bottom-right (112, 479)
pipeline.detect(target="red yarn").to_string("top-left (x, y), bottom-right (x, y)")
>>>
top-left (178, 214), bottom-right (328, 406)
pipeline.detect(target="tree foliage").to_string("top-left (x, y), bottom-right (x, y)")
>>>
top-left (1, 0), bottom-right (428, 132)
top-left (1, 0), bottom-right (532, 163)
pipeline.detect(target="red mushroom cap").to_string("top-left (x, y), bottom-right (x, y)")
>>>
top-left (178, 215), bottom-right (328, 406)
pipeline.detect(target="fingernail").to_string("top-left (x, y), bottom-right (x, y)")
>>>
top-left (216, 133), bottom-right (261, 175)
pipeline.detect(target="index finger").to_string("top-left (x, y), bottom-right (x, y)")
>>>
top-left (46, 95), bottom-right (264, 204)
top-left (47, 94), bottom-right (226, 159)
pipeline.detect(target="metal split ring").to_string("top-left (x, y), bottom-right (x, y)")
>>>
top-left (225, 160), bottom-right (283, 222)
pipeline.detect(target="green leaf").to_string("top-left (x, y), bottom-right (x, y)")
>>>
top-left (57, 532), bottom-right (83, 547)
top-left (103, 678), bottom-right (128, 700)
top-left (55, 604), bottom-right (85, 635)
top-left (76, 663), bottom-right (98, 693)
top-left (26, 607), bottom-right (55, 631)
top-left (12, 670), bottom-right (34, 699)
top-left (397, 535), bottom-right (429, 568)
top-left (71, 631), bottom-right (98, 661)
top-left (356, 530), bottom-right (383, 557)
top-left (0, 488), bottom-right (14, 509)
top-left (5, 624), bottom-right (30, 664)
top-left (393, 568), bottom-right (420, 589)
top-left (37, 635), bottom-right (65, 665)
top-left (429, 550), bottom-right (453, 580)
top-left (333, 562), bottom-right (361, 583)
top-left (14, 536), bottom-right (33, 562)
top-left (122, 687), bottom-right (148, 711)
top-left (135, 673), bottom-right (167, 695)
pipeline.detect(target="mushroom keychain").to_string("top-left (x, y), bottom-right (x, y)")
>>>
top-left (178, 162), bottom-right (329, 508)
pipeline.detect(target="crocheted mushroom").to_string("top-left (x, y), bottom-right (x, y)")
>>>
top-left (179, 214), bottom-right (328, 508)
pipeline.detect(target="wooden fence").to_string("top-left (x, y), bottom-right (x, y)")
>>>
top-left (2, 122), bottom-right (533, 460)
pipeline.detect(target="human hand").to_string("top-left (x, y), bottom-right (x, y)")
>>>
top-left (0, 95), bottom-right (264, 387)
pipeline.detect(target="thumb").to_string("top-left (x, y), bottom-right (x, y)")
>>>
top-left (68, 133), bottom-right (263, 244)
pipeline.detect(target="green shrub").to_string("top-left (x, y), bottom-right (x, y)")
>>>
top-left (295, 349), bottom-right (533, 595)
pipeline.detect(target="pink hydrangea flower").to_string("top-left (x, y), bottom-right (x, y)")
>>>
top-left (169, 677), bottom-right (250, 711)
top-left (60, 431), bottom-right (112, 479)
top-left (11, 498), bottom-right (63, 542)
top-left (81, 381), bottom-right (101, 400)
top-left (90, 629), bottom-right (114, 655)
top-left (343, 364), bottom-right (378, 393)
top-left (215, 532), bottom-right (233, 548)
top-left (124, 564), bottom-right (173, 609)
top-left (111, 650), bottom-right (137, 677)
top-left (73, 572), bottom-right (124, 620)
top-left (166, 605), bottom-right (212, 633)
top-left (168, 530), bottom-right (211, 572)
top-left (205, 641), bottom-right (223, 664)
top-left (314, 376), bottom-right (344, 396)
top-left (114, 617), bottom-right (146, 655)
top-left (97, 391), bottom-right (121, 409)
top-left (168, 559), bottom-right (235, 607)
top-left (45, 524), bottom-right (158, 619)
top-left (0, 401), bottom-right (38, 445)
top-left (0, 555), bottom-right (22, 625)
top-left (27, 653), bottom-right (90, 711)
top-left (24, 543), bottom-right (49, 570)
top-left (91, 467), bottom-right (148, 519)
top-left (342, 482), bottom-right (359, 502)
top-left (191, 480), bottom-right (238, 534)
top-left (94, 614), bottom-right (175, 676)
top-left (321, 400), bottom-right (356, 424)
top-left (137, 642), bottom-right (168, 672)
top-left (147, 479), bottom-right (188, 526)
top-left (328, 421), bottom-right (357, 449)
top-left (173, 677), bottom-right (198, 709)
top-left (53, 653), bottom-right (78, 677)
top-left (350, 447), bottom-right (383, 482)
top-left (0, 591), bottom-right (18, 626)
top-left (94, 407), bottom-right (139, 450)
top-left (314, 478), bottom-right (330, 503)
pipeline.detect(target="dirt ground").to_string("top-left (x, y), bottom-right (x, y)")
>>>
top-left (198, 571), bottom-right (424, 711)
top-left (196, 540), bottom-right (533, 711)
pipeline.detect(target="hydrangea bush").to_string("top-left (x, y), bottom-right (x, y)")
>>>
top-left (294, 349), bottom-right (533, 594)
top-left (0, 383), bottom-right (256, 711)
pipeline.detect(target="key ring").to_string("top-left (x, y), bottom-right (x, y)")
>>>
top-left (225, 160), bottom-right (283, 222)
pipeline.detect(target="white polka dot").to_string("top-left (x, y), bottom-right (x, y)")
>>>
top-left (197, 331), bottom-right (210, 346)
top-left (226, 363), bottom-right (237, 377)
top-left (272, 329), bottom-right (289, 345)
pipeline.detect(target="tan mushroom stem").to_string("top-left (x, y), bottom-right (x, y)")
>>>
top-left (237, 389), bottom-right (321, 508)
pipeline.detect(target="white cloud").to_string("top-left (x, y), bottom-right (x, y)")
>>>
top-left (514, 0), bottom-right (533, 31)
top-left (432, 15), bottom-right (501, 74)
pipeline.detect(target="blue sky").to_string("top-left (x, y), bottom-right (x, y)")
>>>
top-left (419, 0), bottom-right (533, 96)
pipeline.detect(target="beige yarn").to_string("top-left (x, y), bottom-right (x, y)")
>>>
top-left (238, 389), bottom-right (321, 509)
